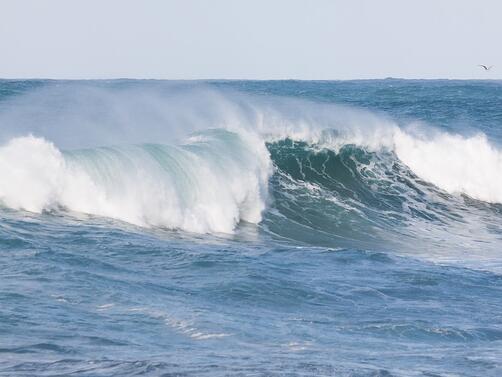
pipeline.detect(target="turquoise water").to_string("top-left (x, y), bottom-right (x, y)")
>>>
top-left (1, 80), bottom-right (502, 376)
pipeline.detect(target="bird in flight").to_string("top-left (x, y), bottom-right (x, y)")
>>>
top-left (478, 65), bottom-right (493, 71)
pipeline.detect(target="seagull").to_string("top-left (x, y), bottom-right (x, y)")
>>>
top-left (478, 65), bottom-right (493, 71)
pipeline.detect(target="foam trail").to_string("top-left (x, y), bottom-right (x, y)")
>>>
top-left (0, 130), bottom-right (271, 233)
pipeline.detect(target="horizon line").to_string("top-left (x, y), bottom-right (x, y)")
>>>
top-left (0, 77), bottom-right (501, 82)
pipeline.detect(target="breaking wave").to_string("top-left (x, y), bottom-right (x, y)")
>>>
top-left (1, 85), bottom-right (502, 244)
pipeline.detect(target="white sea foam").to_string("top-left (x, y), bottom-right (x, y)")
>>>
top-left (0, 130), bottom-right (271, 233)
top-left (393, 129), bottom-right (502, 203)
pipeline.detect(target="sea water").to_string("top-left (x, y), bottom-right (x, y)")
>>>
top-left (1, 79), bottom-right (502, 376)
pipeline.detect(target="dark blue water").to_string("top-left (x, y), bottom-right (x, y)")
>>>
top-left (1, 80), bottom-right (502, 376)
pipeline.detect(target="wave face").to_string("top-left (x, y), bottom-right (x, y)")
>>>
top-left (265, 137), bottom-right (502, 259)
top-left (2, 80), bottom-right (502, 376)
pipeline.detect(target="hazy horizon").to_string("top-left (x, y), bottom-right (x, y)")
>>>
top-left (1, 77), bottom-right (502, 82)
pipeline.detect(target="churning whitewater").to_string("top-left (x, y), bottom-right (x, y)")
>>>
top-left (0, 131), bottom-right (270, 233)
top-left (1, 80), bottom-right (502, 377)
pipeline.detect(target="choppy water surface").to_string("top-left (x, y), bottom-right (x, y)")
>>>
top-left (1, 79), bottom-right (502, 376)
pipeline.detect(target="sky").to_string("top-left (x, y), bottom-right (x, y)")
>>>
top-left (1, 0), bottom-right (501, 80)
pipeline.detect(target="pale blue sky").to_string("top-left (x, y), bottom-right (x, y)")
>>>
top-left (1, 0), bottom-right (501, 79)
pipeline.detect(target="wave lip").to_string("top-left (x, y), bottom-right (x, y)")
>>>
top-left (0, 130), bottom-right (271, 234)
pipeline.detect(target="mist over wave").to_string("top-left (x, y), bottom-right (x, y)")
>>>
top-left (1, 81), bottom-right (502, 245)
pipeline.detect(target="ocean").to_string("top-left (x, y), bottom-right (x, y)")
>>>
top-left (1, 79), bottom-right (502, 376)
